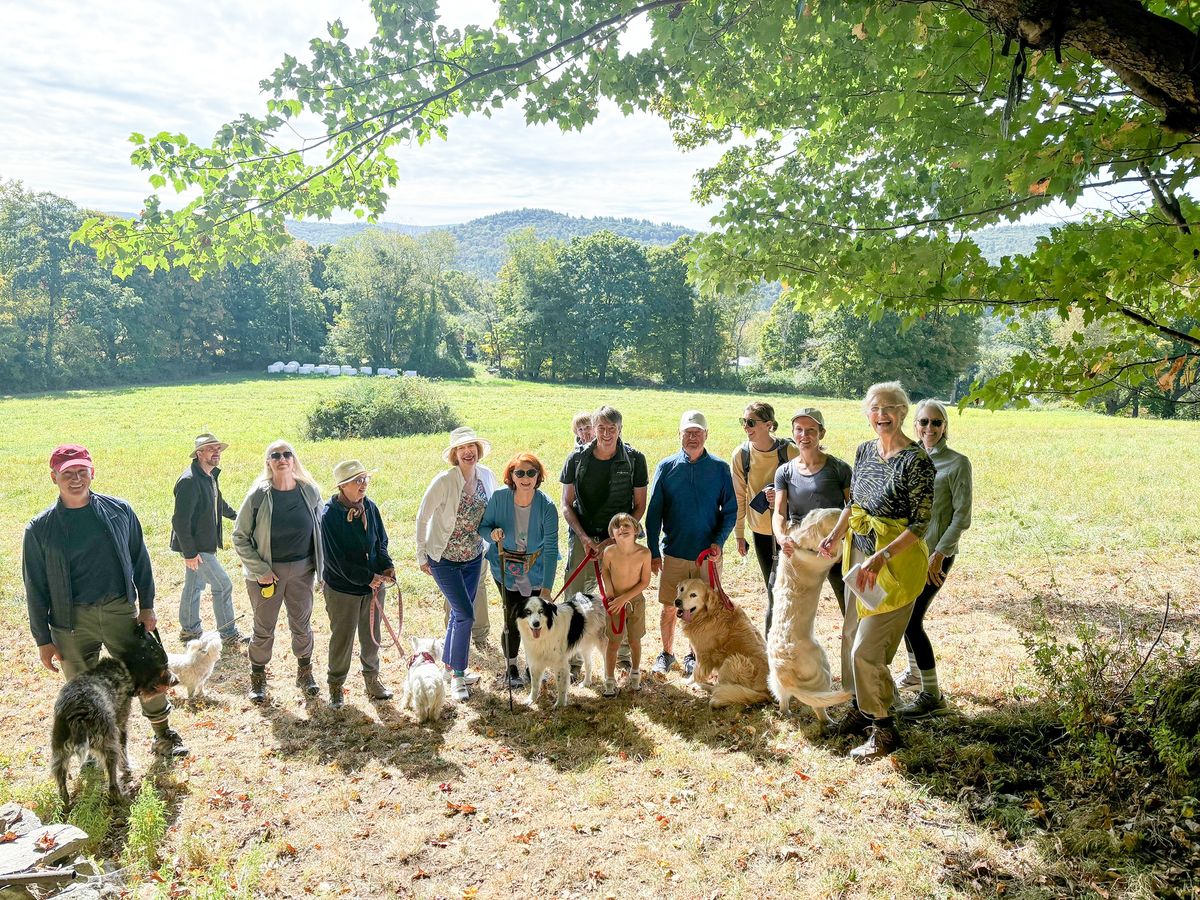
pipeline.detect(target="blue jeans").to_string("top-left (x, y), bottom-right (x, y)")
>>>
top-left (179, 552), bottom-right (237, 638)
top-left (428, 554), bottom-right (482, 671)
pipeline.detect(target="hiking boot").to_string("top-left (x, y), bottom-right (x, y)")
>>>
top-left (833, 705), bottom-right (871, 737)
top-left (651, 652), bottom-right (676, 675)
top-left (179, 631), bottom-right (201, 646)
top-left (472, 637), bottom-right (489, 651)
top-left (221, 630), bottom-right (251, 646)
top-left (894, 670), bottom-right (921, 691)
top-left (329, 682), bottom-right (345, 710)
top-left (450, 675), bottom-right (470, 701)
top-left (505, 665), bottom-right (525, 691)
top-left (895, 691), bottom-right (947, 720)
top-left (248, 666), bottom-right (267, 703)
top-left (364, 674), bottom-right (393, 701)
top-left (682, 651), bottom-right (697, 677)
top-left (152, 727), bottom-right (189, 758)
top-left (296, 658), bottom-right (320, 697)
top-left (850, 722), bottom-right (903, 763)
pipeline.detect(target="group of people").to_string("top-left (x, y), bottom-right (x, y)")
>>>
top-left (22, 379), bottom-right (971, 762)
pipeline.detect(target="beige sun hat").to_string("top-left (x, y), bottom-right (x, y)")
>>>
top-left (442, 426), bottom-right (492, 464)
top-left (679, 410), bottom-right (708, 431)
top-left (790, 407), bottom-right (825, 427)
top-left (333, 459), bottom-right (375, 486)
top-left (192, 432), bottom-right (229, 456)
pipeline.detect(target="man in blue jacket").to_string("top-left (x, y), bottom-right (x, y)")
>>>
top-left (645, 411), bottom-right (736, 676)
top-left (171, 432), bottom-right (244, 645)
top-left (23, 444), bottom-right (187, 757)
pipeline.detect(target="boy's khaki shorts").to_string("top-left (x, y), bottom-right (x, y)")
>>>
top-left (606, 592), bottom-right (646, 641)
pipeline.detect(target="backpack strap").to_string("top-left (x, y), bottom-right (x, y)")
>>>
top-left (739, 442), bottom-right (752, 481)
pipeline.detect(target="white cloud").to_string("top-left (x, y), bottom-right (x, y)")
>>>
top-left (0, 0), bottom-right (722, 228)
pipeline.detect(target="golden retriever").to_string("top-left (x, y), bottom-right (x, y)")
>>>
top-left (674, 578), bottom-right (770, 708)
top-left (768, 507), bottom-right (852, 729)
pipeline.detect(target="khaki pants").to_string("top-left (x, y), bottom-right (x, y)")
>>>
top-left (51, 598), bottom-right (170, 725)
top-left (247, 557), bottom-right (315, 668)
top-left (656, 554), bottom-right (722, 606)
top-left (322, 585), bottom-right (383, 685)
top-left (840, 549), bottom-right (915, 718)
top-left (442, 556), bottom-right (489, 644)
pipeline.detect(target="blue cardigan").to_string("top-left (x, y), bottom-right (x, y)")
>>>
top-left (477, 488), bottom-right (559, 594)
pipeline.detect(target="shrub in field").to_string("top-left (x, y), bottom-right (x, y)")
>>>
top-left (305, 377), bottom-right (460, 440)
top-left (122, 779), bottom-right (167, 872)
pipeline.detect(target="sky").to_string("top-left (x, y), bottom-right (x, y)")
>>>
top-left (0, 0), bottom-right (724, 229)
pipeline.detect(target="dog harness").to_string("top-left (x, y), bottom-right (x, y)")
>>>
top-left (407, 650), bottom-right (438, 668)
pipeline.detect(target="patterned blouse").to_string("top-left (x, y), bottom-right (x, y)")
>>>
top-left (849, 439), bottom-right (936, 555)
top-left (442, 478), bottom-right (488, 562)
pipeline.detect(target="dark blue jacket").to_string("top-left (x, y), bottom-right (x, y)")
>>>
top-left (319, 495), bottom-right (394, 594)
top-left (23, 493), bottom-right (156, 646)
top-left (645, 450), bottom-right (737, 561)
top-left (170, 459), bottom-right (236, 556)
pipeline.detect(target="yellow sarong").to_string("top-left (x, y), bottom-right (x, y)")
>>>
top-left (841, 506), bottom-right (928, 618)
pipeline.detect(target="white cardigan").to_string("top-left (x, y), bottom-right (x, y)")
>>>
top-left (415, 464), bottom-right (497, 566)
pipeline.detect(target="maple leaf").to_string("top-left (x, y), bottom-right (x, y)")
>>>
top-left (0, 831), bottom-right (16, 844)
top-left (1028, 177), bottom-right (1050, 195)
top-left (33, 832), bottom-right (58, 852)
top-left (445, 802), bottom-right (477, 816)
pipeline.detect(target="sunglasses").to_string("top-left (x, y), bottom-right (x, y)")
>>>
top-left (917, 418), bottom-right (944, 427)
top-left (740, 417), bottom-right (764, 427)
top-left (344, 476), bottom-right (369, 487)
top-left (268, 450), bottom-right (295, 460)
top-left (512, 468), bottom-right (539, 479)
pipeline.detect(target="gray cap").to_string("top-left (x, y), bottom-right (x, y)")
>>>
top-left (790, 407), bottom-right (825, 427)
top-left (679, 410), bottom-right (708, 431)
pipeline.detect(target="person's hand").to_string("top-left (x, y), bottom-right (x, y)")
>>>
top-left (927, 551), bottom-right (946, 587)
top-left (707, 543), bottom-right (722, 562)
top-left (381, 567), bottom-right (397, 585)
top-left (651, 558), bottom-right (662, 576)
top-left (491, 528), bottom-right (504, 543)
top-left (257, 573), bottom-right (277, 586)
top-left (781, 537), bottom-right (796, 558)
top-left (420, 562), bottom-right (432, 577)
top-left (136, 608), bottom-right (158, 633)
top-left (38, 643), bottom-right (62, 673)
top-left (608, 595), bottom-right (631, 614)
top-left (818, 533), bottom-right (837, 558)
top-left (539, 587), bottom-right (552, 599)
top-left (590, 537), bottom-right (613, 554)
top-left (369, 574), bottom-right (387, 590)
top-left (184, 555), bottom-right (201, 571)
top-left (764, 486), bottom-right (776, 504)
top-left (857, 553), bottom-right (885, 591)
top-left (736, 537), bottom-right (748, 557)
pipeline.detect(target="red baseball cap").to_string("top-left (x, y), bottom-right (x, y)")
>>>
top-left (50, 444), bottom-right (94, 474)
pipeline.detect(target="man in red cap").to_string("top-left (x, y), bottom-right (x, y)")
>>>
top-left (22, 444), bottom-right (187, 757)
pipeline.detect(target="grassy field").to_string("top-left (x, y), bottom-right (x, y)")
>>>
top-left (0, 373), bottom-right (1196, 898)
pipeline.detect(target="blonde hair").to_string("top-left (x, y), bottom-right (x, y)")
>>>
top-left (916, 398), bottom-right (951, 438)
top-left (255, 439), bottom-right (321, 491)
top-left (571, 411), bottom-right (593, 432)
top-left (608, 512), bottom-right (639, 536)
top-left (862, 381), bottom-right (911, 420)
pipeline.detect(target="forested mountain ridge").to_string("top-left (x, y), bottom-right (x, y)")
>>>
top-left (284, 208), bottom-right (695, 278)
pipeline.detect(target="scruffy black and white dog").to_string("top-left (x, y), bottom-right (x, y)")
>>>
top-left (515, 593), bottom-right (607, 709)
top-left (50, 626), bottom-right (176, 806)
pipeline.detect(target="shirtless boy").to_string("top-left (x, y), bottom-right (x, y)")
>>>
top-left (600, 512), bottom-right (652, 696)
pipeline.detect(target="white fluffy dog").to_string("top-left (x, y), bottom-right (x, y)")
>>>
top-left (401, 637), bottom-right (446, 724)
top-left (768, 507), bottom-right (852, 729)
top-left (515, 594), bottom-right (607, 708)
top-left (167, 632), bottom-right (222, 700)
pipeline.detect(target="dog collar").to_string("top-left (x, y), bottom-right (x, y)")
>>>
top-left (408, 651), bottom-right (437, 668)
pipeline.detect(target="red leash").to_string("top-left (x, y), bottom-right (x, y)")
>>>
top-left (551, 546), bottom-right (624, 634)
top-left (369, 581), bottom-right (404, 653)
top-left (696, 548), bottom-right (734, 610)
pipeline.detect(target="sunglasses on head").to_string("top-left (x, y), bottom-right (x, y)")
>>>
top-left (740, 417), bottom-right (763, 427)
top-left (512, 468), bottom-right (539, 479)
top-left (268, 450), bottom-right (294, 460)
top-left (917, 418), bottom-right (944, 427)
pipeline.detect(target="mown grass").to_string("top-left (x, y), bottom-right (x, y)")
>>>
top-left (0, 372), bottom-right (1197, 898)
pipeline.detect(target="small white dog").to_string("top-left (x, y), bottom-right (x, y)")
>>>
top-left (401, 637), bottom-right (446, 724)
top-left (768, 508), bottom-right (852, 730)
top-left (167, 632), bottom-right (222, 700)
top-left (516, 594), bottom-right (607, 708)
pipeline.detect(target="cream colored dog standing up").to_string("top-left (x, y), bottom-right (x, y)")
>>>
top-left (767, 508), bottom-right (852, 729)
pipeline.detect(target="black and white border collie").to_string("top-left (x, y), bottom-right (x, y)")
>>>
top-left (515, 593), bottom-right (607, 708)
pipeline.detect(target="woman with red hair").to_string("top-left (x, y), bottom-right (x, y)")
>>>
top-left (478, 453), bottom-right (560, 689)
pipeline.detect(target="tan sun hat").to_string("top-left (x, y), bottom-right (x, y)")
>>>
top-left (333, 459), bottom-right (375, 486)
top-left (192, 432), bottom-right (229, 456)
top-left (442, 426), bottom-right (492, 464)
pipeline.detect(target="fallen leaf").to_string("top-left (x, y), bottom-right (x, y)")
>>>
top-left (438, 782), bottom-right (453, 793)
top-left (462, 887), bottom-right (479, 899)
top-left (778, 845), bottom-right (804, 861)
top-left (793, 770), bottom-right (812, 781)
top-left (512, 830), bottom-right (538, 844)
top-left (0, 831), bottom-right (15, 844)
top-left (412, 868), bottom-right (430, 880)
top-left (280, 843), bottom-right (298, 857)
top-left (33, 832), bottom-right (58, 852)
top-left (445, 802), bottom-right (477, 817)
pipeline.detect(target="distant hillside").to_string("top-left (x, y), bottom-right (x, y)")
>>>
top-left (971, 222), bottom-right (1053, 264)
top-left (286, 208), bottom-right (694, 278)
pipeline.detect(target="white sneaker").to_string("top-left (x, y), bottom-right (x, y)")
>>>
top-left (443, 669), bottom-right (481, 686)
top-left (894, 670), bottom-right (921, 691)
top-left (450, 675), bottom-right (470, 701)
